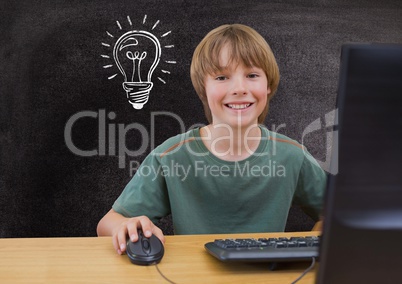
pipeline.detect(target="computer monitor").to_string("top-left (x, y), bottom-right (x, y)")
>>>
top-left (316, 43), bottom-right (402, 284)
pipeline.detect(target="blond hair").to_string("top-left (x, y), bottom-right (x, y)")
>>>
top-left (190, 24), bottom-right (280, 124)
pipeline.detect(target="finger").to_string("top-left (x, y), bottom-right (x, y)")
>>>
top-left (152, 226), bottom-right (166, 244)
top-left (126, 219), bottom-right (140, 242)
top-left (116, 226), bottom-right (128, 254)
top-left (112, 234), bottom-right (121, 254)
top-left (138, 216), bottom-right (153, 238)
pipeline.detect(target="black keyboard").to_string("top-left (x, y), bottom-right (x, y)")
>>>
top-left (204, 236), bottom-right (320, 263)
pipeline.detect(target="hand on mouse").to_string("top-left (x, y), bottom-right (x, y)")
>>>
top-left (112, 215), bottom-right (165, 255)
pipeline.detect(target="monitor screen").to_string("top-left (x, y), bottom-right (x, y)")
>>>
top-left (316, 43), bottom-right (402, 284)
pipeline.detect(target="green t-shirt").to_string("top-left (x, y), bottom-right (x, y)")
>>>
top-left (113, 126), bottom-right (327, 234)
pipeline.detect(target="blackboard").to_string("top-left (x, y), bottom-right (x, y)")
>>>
top-left (1, 0), bottom-right (401, 237)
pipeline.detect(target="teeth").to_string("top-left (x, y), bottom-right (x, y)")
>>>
top-left (227, 103), bottom-right (251, 109)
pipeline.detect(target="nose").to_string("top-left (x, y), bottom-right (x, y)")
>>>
top-left (231, 78), bottom-right (247, 96)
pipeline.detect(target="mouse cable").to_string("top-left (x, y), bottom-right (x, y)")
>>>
top-left (291, 257), bottom-right (316, 284)
top-left (155, 263), bottom-right (177, 284)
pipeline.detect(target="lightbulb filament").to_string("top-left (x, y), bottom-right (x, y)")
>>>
top-left (126, 51), bottom-right (147, 82)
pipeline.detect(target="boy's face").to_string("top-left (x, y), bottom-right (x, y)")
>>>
top-left (204, 45), bottom-right (271, 129)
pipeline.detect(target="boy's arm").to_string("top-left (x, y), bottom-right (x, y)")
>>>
top-left (97, 209), bottom-right (126, 236)
top-left (98, 146), bottom-right (170, 254)
top-left (312, 220), bottom-right (323, 231)
top-left (293, 151), bottom-right (327, 222)
top-left (97, 209), bottom-right (165, 254)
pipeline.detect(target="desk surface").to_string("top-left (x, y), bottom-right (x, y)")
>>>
top-left (0, 231), bottom-right (319, 283)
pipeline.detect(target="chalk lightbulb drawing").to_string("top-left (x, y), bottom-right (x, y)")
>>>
top-left (102, 15), bottom-right (175, 109)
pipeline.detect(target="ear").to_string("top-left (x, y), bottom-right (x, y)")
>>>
top-left (267, 87), bottom-right (272, 98)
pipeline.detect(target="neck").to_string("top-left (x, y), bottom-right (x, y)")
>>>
top-left (200, 123), bottom-right (262, 161)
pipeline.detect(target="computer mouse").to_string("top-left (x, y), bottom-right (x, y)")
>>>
top-left (126, 229), bottom-right (164, 265)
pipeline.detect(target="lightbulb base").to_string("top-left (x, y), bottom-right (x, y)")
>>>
top-left (123, 82), bottom-right (153, 109)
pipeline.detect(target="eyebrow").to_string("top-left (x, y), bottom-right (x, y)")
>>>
top-left (213, 64), bottom-right (259, 73)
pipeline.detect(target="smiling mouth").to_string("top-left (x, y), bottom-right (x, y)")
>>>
top-left (225, 103), bottom-right (252, 110)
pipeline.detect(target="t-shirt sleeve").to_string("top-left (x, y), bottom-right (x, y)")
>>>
top-left (293, 150), bottom-right (327, 221)
top-left (112, 151), bottom-right (171, 224)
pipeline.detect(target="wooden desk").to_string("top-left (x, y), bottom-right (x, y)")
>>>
top-left (0, 232), bottom-right (319, 283)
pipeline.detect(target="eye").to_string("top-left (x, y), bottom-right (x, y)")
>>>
top-left (215, 75), bottom-right (227, 81)
top-left (247, 73), bottom-right (259, 79)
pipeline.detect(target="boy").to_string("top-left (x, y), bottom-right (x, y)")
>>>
top-left (97, 24), bottom-right (326, 255)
